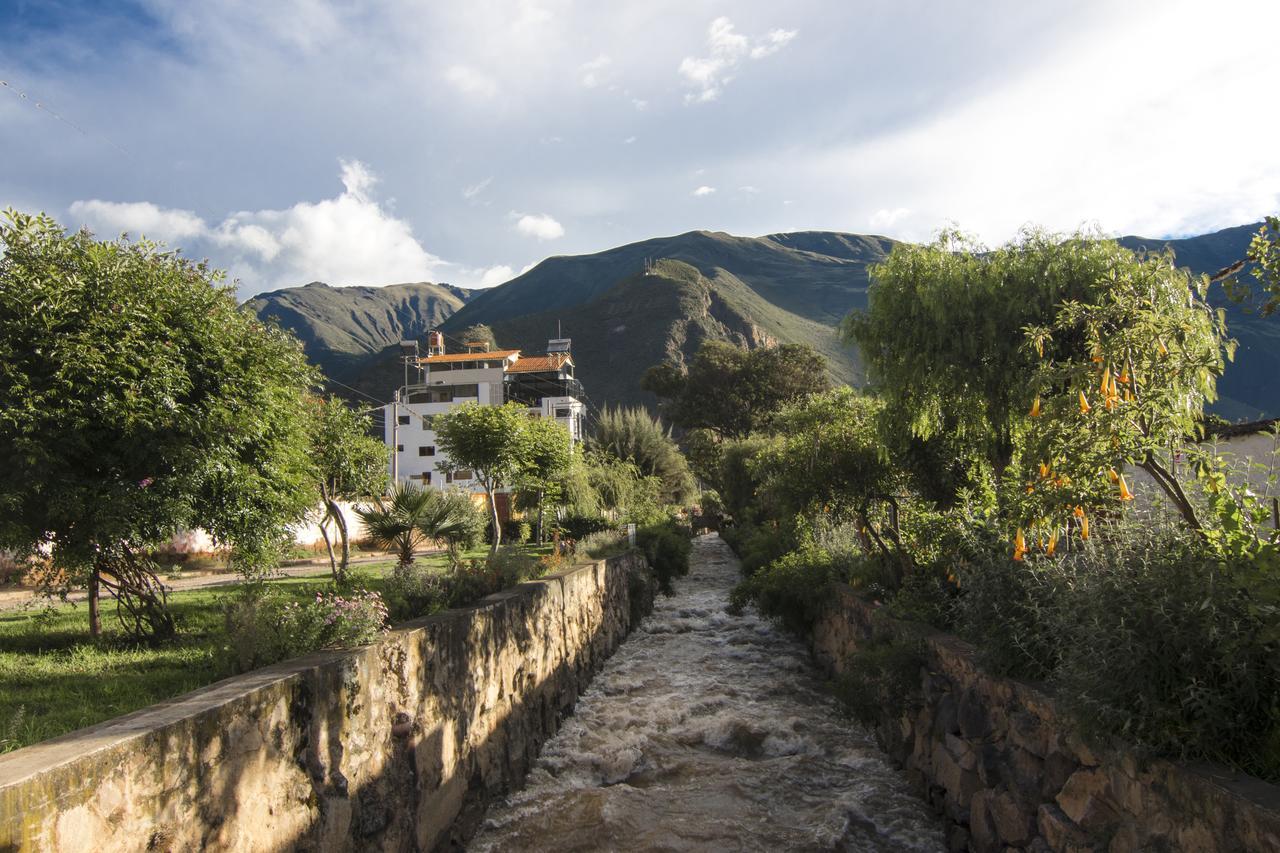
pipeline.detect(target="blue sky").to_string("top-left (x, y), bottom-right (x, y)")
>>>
top-left (3, 0), bottom-right (1278, 296)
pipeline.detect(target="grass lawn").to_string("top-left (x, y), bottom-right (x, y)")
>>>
top-left (0, 546), bottom-right (523, 753)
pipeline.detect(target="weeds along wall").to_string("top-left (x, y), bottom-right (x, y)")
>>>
top-left (812, 583), bottom-right (1280, 853)
top-left (0, 553), bottom-right (655, 852)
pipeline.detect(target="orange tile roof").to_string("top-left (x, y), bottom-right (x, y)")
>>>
top-left (507, 353), bottom-right (573, 373)
top-left (417, 350), bottom-right (520, 365)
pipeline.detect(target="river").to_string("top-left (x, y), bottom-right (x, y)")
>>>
top-left (470, 534), bottom-right (945, 852)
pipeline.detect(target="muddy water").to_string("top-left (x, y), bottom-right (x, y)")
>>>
top-left (471, 535), bottom-right (945, 852)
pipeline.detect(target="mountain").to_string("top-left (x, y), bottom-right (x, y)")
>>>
top-left (245, 224), bottom-right (1278, 419)
top-left (245, 280), bottom-right (475, 395)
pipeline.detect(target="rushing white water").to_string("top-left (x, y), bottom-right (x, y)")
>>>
top-left (471, 534), bottom-right (946, 852)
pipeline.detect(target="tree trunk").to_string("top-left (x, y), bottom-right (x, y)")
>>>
top-left (331, 498), bottom-right (351, 578)
top-left (88, 560), bottom-right (101, 638)
top-left (319, 517), bottom-right (338, 582)
top-left (486, 482), bottom-right (502, 554)
top-left (1139, 455), bottom-right (1203, 532)
top-left (536, 489), bottom-right (545, 544)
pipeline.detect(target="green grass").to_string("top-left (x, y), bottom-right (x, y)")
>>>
top-left (0, 545), bottom-right (536, 753)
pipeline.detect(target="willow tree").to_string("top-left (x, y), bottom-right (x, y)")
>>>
top-left (844, 228), bottom-right (1233, 550)
top-left (0, 211), bottom-right (317, 637)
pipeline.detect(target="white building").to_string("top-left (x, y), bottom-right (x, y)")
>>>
top-left (382, 335), bottom-right (587, 493)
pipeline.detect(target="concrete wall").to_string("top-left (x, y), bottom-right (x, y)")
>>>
top-left (0, 552), bottom-right (655, 852)
top-left (812, 584), bottom-right (1280, 853)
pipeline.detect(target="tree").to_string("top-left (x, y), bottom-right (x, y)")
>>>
top-left (754, 388), bottom-right (908, 567)
top-left (591, 406), bottom-right (695, 504)
top-left (354, 483), bottom-right (478, 571)
top-left (0, 211), bottom-right (317, 638)
top-left (515, 417), bottom-right (573, 543)
top-left (457, 323), bottom-right (498, 351)
top-left (434, 402), bottom-right (532, 551)
top-left (309, 396), bottom-right (388, 584)
top-left (844, 227), bottom-right (1234, 551)
top-left (1219, 215), bottom-right (1280, 317)
top-left (642, 341), bottom-right (830, 440)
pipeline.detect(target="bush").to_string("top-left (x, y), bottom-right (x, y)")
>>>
top-left (730, 543), bottom-right (845, 634)
top-left (954, 518), bottom-right (1280, 779)
top-left (445, 547), bottom-right (545, 607)
top-left (579, 528), bottom-right (631, 560)
top-left (383, 562), bottom-right (448, 621)
top-left (557, 513), bottom-right (614, 540)
top-left (635, 520), bottom-right (692, 594)
top-left (832, 638), bottom-right (925, 727)
top-left (223, 588), bottom-right (389, 672)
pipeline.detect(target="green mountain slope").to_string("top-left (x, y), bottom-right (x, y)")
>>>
top-left (245, 280), bottom-right (475, 393)
top-left (444, 229), bottom-right (893, 331)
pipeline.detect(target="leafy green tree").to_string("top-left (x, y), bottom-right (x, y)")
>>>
top-left (642, 341), bottom-right (830, 440)
top-left (515, 417), bottom-right (574, 542)
top-left (434, 402), bottom-right (533, 550)
top-left (753, 388), bottom-right (910, 575)
top-left (0, 210), bottom-right (317, 638)
top-left (457, 323), bottom-right (499, 350)
top-left (845, 227), bottom-right (1234, 552)
top-left (591, 406), bottom-right (695, 503)
top-left (1219, 215), bottom-right (1280, 317)
top-left (309, 396), bottom-right (388, 583)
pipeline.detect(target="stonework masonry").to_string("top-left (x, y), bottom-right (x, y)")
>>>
top-left (0, 552), bottom-right (655, 852)
top-left (812, 583), bottom-right (1280, 853)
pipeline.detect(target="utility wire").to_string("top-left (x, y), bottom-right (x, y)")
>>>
top-left (1, 78), bottom-right (131, 157)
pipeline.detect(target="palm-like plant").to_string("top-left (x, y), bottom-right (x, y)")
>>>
top-left (355, 483), bottom-right (481, 571)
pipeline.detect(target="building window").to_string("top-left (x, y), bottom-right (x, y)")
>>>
top-left (420, 415), bottom-right (434, 429)
top-left (398, 414), bottom-right (411, 425)
top-left (451, 469), bottom-right (473, 481)
top-left (396, 444), bottom-right (404, 452)
top-left (423, 472), bottom-right (432, 484)
top-left (554, 407), bottom-right (571, 418)
top-left (418, 446), bottom-right (435, 456)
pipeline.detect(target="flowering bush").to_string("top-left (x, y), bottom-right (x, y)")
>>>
top-left (277, 590), bottom-right (388, 658)
top-left (224, 588), bottom-right (388, 670)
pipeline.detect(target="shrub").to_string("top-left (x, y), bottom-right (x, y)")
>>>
top-left (383, 562), bottom-right (448, 621)
top-left (223, 588), bottom-right (389, 672)
top-left (832, 638), bottom-right (925, 727)
top-left (730, 543), bottom-right (844, 634)
top-left (557, 513), bottom-right (613, 540)
top-left (953, 517), bottom-right (1280, 780)
top-left (579, 528), bottom-right (631, 560)
top-left (636, 520), bottom-right (692, 594)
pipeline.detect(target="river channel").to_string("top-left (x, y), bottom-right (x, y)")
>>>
top-left (471, 534), bottom-right (945, 852)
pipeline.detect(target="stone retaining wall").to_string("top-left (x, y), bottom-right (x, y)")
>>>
top-left (812, 583), bottom-right (1280, 852)
top-left (0, 553), bottom-right (655, 852)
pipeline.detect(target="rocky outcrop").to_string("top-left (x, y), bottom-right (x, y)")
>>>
top-left (0, 553), bottom-right (655, 852)
top-left (812, 584), bottom-right (1280, 852)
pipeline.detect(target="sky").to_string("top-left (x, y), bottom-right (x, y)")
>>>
top-left (3, 0), bottom-right (1278, 297)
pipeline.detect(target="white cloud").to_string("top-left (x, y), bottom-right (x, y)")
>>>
top-left (579, 54), bottom-right (611, 88)
top-left (632, 98), bottom-right (648, 111)
top-left (869, 207), bottom-right (911, 229)
top-left (71, 160), bottom-right (445, 291)
top-left (679, 16), bottom-right (796, 103)
top-left (623, 136), bottom-right (637, 144)
top-left (68, 199), bottom-right (207, 242)
top-left (479, 264), bottom-right (514, 286)
top-left (750, 28), bottom-right (797, 60)
top-left (692, 185), bottom-right (716, 197)
top-left (513, 212), bottom-right (565, 240)
top-left (738, 185), bottom-right (760, 194)
top-left (444, 65), bottom-right (498, 99)
top-left (462, 177), bottom-right (493, 200)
